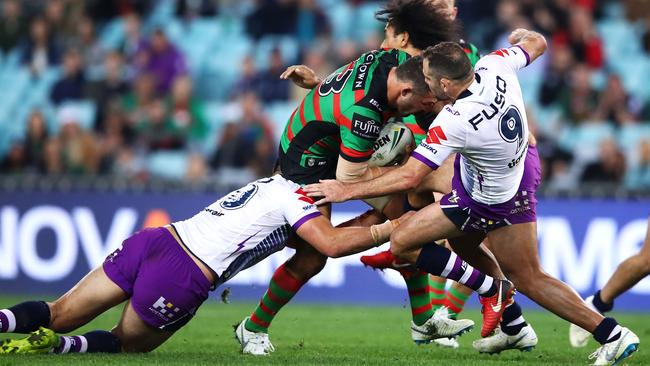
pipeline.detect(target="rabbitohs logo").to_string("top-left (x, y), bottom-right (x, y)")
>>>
top-left (219, 184), bottom-right (259, 210)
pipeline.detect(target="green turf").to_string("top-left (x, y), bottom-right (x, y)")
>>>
top-left (0, 295), bottom-right (646, 365)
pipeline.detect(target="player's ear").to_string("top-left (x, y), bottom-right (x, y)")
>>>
top-left (399, 31), bottom-right (410, 48)
top-left (400, 87), bottom-right (413, 98)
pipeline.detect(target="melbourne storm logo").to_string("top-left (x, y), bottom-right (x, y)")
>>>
top-left (219, 184), bottom-right (258, 210)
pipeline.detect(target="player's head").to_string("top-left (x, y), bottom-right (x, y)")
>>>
top-left (422, 42), bottom-right (473, 101)
top-left (430, 0), bottom-right (458, 21)
top-left (391, 56), bottom-right (437, 115)
top-left (376, 0), bottom-right (456, 52)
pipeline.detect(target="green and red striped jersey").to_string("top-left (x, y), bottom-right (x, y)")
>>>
top-left (279, 49), bottom-right (410, 167)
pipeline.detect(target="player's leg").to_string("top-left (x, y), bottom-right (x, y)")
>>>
top-left (110, 300), bottom-right (174, 352)
top-left (599, 216), bottom-right (650, 306)
top-left (390, 202), bottom-right (514, 337)
top-left (240, 204), bottom-right (331, 354)
top-left (487, 222), bottom-right (639, 364)
top-left (570, 216), bottom-right (650, 348)
top-left (0, 266), bottom-right (128, 354)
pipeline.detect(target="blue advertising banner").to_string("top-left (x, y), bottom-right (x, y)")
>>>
top-left (0, 191), bottom-right (649, 310)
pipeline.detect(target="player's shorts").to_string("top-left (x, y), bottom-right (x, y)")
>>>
top-left (440, 145), bottom-right (541, 233)
top-left (277, 145), bottom-right (338, 185)
top-left (103, 227), bottom-right (212, 331)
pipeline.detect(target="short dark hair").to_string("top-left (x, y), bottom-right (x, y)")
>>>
top-left (376, 0), bottom-right (457, 50)
top-left (423, 42), bottom-right (472, 81)
top-left (395, 55), bottom-right (429, 95)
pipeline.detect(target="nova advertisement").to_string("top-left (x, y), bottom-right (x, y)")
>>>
top-left (0, 191), bottom-right (648, 310)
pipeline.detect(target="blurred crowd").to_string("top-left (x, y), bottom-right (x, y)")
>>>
top-left (1, 0), bottom-right (650, 192)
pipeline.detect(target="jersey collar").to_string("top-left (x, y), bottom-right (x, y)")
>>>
top-left (456, 73), bottom-right (482, 100)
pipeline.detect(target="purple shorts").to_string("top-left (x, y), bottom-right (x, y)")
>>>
top-left (103, 227), bottom-right (212, 331)
top-left (440, 146), bottom-right (542, 233)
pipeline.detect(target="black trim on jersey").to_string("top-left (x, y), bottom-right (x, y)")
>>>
top-left (339, 150), bottom-right (372, 163)
top-left (457, 73), bottom-right (481, 100)
top-left (358, 49), bottom-right (406, 113)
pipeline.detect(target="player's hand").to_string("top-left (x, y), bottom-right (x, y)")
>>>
top-left (280, 65), bottom-right (321, 89)
top-left (303, 179), bottom-right (348, 205)
top-left (507, 28), bottom-right (530, 45)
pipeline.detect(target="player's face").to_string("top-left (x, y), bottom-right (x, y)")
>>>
top-left (395, 88), bottom-right (436, 116)
top-left (423, 58), bottom-right (449, 101)
top-left (381, 23), bottom-right (406, 50)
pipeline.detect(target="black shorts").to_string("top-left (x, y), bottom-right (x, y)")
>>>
top-left (276, 145), bottom-right (337, 185)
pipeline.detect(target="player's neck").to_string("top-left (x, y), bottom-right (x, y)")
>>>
top-left (402, 45), bottom-right (421, 56)
top-left (450, 74), bottom-right (475, 101)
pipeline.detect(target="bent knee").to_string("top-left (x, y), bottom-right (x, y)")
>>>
top-left (389, 230), bottom-right (408, 259)
top-left (48, 301), bottom-right (76, 333)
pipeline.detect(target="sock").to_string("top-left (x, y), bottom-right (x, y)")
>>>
top-left (0, 301), bottom-right (50, 333)
top-left (53, 330), bottom-right (121, 354)
top-left (593, 317), bottom-right (622, 345)
top-left (403, 271), bottom-right (434, 326)
top-left (592, 290), bottom-right (614, 313)
top-left (428, 276), bottom-right (446, 311)
top-left (245, 263), bottom-right (306, 333)
top-left (500, 301), bottom-right (527, 335)
top-left (416, 243), bottom-right (496, 296)
top-left (443, 286), bottom-right (470, 319)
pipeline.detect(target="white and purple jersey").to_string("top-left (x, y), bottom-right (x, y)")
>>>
top-left (412, 46), bottom-right (531, 218)
top-left (172, 175), bottom-right (321, 285)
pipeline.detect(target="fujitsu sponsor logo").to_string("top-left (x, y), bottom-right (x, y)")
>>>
top-left (350, 113), bottom-right (380, 139)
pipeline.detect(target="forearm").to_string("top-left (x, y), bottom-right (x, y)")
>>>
top-left (345, 167), bottom-right (419, 200)
top-left (322, 226), bottom-right (379, 258)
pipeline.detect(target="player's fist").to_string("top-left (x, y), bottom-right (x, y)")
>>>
top-left (507, 28), bottom-right (530, 45)
top-left (280, 65), bottom-right (321, 89)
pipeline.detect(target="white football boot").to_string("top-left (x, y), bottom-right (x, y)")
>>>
top-left (589, 327), bottom-right (639, 365)
top-left (472, 324), bottom-right (538, 354)
top-left (433, 336), bottom-right (460, 349)
top-left (570, 295), bottom-right (597, 348)
top-left (411, 307), bottom-right (474, 345)
top-left (235, 317), bottom-right (275, 356)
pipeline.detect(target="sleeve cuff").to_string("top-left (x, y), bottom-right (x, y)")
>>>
top-left (411, 151), bottom-right (439, 170)
top-left (291, 211), bottom-right (322, 231)
top-left (515, 45), bottom-right (531, 66)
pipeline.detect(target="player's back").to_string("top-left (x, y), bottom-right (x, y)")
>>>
top-left (453, 46), bottom-right (530, 205)
top-left (172, 175), bottom-right (320, 285)
top-left (279, 49), bottom-right (409, 174)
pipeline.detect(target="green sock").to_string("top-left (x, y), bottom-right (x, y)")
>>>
top-left (444, 286), bottom-right (471, 319)
top-left (405, 271), bottom-right (434, 326)
top-left (428, 276), bottom-right (446, 311)
top-left (244, 264), bottom-right (304, 333)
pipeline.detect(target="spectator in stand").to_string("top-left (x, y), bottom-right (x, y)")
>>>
top-left (559, 64), bottom-right (599, 124)
top-left (136, 98), bottom-right (185, 151)
top-left (0, 0), bottom-right (26, 54)
top-left (237, 91), bottom-right (275, 158)
top-left (185, 153), bottom-right (209, 183)
top-left (120, 13), bottom-right (145, 64)
top-left (245, 0), bottom-right (296, 40)
top-left (626, 140), bottom-right (650, 189)
top-left (539, 43), bottom-right (574, 106)
top-left (295, 0), bottom-right (330, 47)
top-left (594, 74), bottom-right (640, 126)
top-left (97, 107), bottom-right (134, 174)
top-left (581, 138), bottom-right (626, 183)
top-left (21, 16), bottom-right (60, 75)
top-left (210, 122), bottom-right (249, 170)
top-left (67, 16), bottom-right (107, 79)
top-left (50, 48), bottom-right (86, 105)
top-left (552, 6), bottom-right (604, 69)
top-left (168, 75), bottom-right (207, 143)
top-left (24, 110), bottom-right (49, 172)
top-left (231, 56), bottom-right (260, 98)
top-left (122, 73), bottom-right (156, 127)
top-left (257, 48), bottom-right (290, 103)
top-left (176, 0), bottom-right (218, 19)
top-left (86, 51), bottom-right (129, 131)
top-left (53, 106), bottom-right (100, 174)
top-left (0, 141), bottom-right (27, 173)
top-left (134, 29), bottom-right (188, 94)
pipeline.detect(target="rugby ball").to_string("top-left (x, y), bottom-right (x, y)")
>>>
top-left (369, 121), bottom-right (415, 167)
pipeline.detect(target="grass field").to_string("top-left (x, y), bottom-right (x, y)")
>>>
top-left (0, 296), bottom-right (647, 366)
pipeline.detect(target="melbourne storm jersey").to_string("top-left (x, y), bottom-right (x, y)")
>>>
top-left (279, 49), bottom-right (409, 167)
top-left (412, 45), bottom-right (531, 206)
top-left (397, 40), bottom-right (482, 145)
top-left (172, 175), bottom-right (321, 286)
